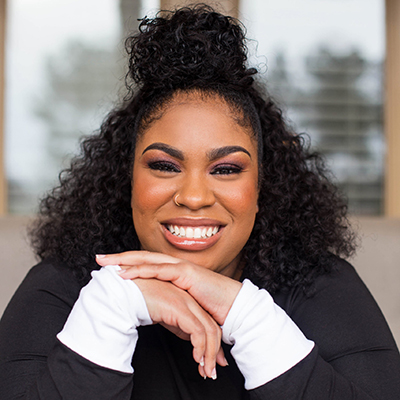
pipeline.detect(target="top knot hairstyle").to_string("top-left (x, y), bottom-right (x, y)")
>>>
top-left (30, 4), bottom-right (355, 293)
top-left (127, 5), bottom-right (255, 95)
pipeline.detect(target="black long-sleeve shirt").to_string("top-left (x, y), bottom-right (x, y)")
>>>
top-left (0, 257), bottom-right (399, 399)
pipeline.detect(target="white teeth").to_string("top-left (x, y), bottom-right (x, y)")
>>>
top-left (167, 225), bottom-right (220, 238)
top-left (186, 227), bottom-right (194, 238)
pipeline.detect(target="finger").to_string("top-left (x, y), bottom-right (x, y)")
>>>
top-left (173, 299), bottom-right (219, 378)
top-left (159, 322), bottom-right (191, 341)
top-left (135, 278), bottom-right (209, 369)
top-left (118, 263), bottom-right (184, 281)
top-left (187, 302), bottom-right (221, 379)
top-left (125, 263), bottom-right (241, 327)
top-left (216, 347), bottom-right (229, 367)
top-left (202, 323), bottom-right (220, 379)
top-left (118, 263), bottom-right (195, 291)
top-left (198, 363), bottom-right (206, 379)
top-left (96, 251), bottom-right (180, 267)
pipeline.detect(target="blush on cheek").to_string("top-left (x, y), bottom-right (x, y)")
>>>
top-left (222, 185), bottom-right (258, 213)
top-left (131, 180), bottom-right (173, 210)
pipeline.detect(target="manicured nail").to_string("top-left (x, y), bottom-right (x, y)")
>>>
top-left (199, 356), bottom-right (205, 367)
top-left (117, 269), bottom-right (127, 275)
top-left (223, 357), bottom-right (229, 366)
top-left (204, 375), bottom-right (207, 380)
top-left (96, 254), bottom-right (106, 259)
top-left (211, 368), bottom-right (217, 380)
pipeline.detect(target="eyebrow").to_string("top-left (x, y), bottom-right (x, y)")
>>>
top-left (207, 146), bottom-right (251, 161)
top-left (142, 142), bottom-right (251, 161)
top-left (142, 143), bottom-right (184, 160)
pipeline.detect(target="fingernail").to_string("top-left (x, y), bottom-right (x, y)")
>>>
top-left (204, 375), bottom-right (207, 380)
top-left (96, 254), bottom-right (106, 259)
top-left (117, 269), bottom-right (127, 275)
top-left (199, 356), bottom-right (204, 367)
top-left (224, 357), bottom-right (229, 366)
top-left (211, 368), bottom-right (217, 380)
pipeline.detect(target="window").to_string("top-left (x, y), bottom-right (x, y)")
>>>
top-left (3, 0), bottom-right (388, 215)
top-left (240, 0), bottom-right (385, 215)
top-left (5, 0), bottom-right (154, 213)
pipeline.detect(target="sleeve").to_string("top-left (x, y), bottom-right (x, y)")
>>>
top-left (57, 265), bottom-right (152, 373)
top-left (0, 261), bottom-right (151, 400)
top-left (222, 279), bottom-right (315, 389)
top-left (223, 261), bottom-right (400, 399)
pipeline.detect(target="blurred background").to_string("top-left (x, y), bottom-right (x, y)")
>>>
top-left (1, 0), bottom-right (396, 216)
top-left (0, 0), bottom-right (399, 343)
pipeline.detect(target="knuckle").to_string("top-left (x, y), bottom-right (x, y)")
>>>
top-left (192, 321), bottom-right (206, 335)
top-left (184, 262), bottom-right (195, 274)
top-left (191, 333), bottom-right (205, 348)
top-left (206, 324), bottom-right (218, 337)
top-left (203, 317), bottom-right (218, 332)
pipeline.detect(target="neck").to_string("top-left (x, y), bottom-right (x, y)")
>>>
top-left (218, 253), bottom-right (244, 281)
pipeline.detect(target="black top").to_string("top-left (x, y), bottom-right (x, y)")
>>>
top-left (0, 257), bottom-right (399, 399)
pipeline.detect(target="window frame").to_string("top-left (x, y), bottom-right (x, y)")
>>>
top-left (385, 0), bottom-right (400, 217)
top-left (0, 0), bottom-right (6, 215)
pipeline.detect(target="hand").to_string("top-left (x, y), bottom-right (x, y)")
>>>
top-left (96, 251), bottom-right (242, 326)
top-left (132, 278), bottom-right (227, 379)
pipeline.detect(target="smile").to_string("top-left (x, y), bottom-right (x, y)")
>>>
top-left (161, 220), bottom-right (224, 251)
top-left (167, 225), bottom-right (220, 238)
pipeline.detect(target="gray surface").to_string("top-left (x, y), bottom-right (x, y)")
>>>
top-left (350, 217), bottom-right (400, 346)
top-left (0, 216), bottom-right (36, 316)
top-left (0, 215), bottom-right (399, 346)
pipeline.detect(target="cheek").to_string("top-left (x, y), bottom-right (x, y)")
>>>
top-left (132, 181), bottom-right (166, 212)
top-left (130, 172), bottom-right (173, 250)
top-left (221, 178), bottom-right (258, 215)
top-left (131, 169), bottom-right (172, 213)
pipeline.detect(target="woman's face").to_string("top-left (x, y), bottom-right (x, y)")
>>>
top-left (131, 93), bottom-right (259, 278)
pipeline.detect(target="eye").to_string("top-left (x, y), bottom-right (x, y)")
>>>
top-left (148, 161), bottom-right (180, 173)
top-left (211, 164), bottom-right (243, 175)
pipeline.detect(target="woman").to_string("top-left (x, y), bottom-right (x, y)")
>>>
top-left (1, 4), bottom-right (399, 399)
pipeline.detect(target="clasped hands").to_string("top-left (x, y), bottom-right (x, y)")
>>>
top-left (96, 251), bottom-right (242, 380)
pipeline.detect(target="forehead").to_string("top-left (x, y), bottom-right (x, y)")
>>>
top-left (136, 92), bottom-right (257, 152)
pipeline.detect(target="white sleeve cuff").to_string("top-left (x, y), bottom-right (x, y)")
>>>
top-left (222, 279), bottom-right (314, 390)
top-left (57, 265), bottom-right (152, 373)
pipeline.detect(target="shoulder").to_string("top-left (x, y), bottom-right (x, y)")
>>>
top-left (0, 259), bottom-right (89, 365)
top-left (273, 256), bottom-right (398, 361)
top-left (8, 258), bottom-right (86, 311)
top-left (273, 256), bottom-right (372, 312)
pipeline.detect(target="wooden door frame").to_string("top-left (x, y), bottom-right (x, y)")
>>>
top-left (0, 0), bottom-right (6, 215)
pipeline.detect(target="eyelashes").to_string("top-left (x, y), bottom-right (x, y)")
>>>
top-left (210, 165), bottom-right (243, 175)
top-left (148, 160), bottom-right (180, 173)
top-left (147, 160), bottom-right (243, 175)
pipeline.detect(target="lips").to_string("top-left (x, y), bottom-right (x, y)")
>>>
top-left (161, 218), bottom-right (224, 251)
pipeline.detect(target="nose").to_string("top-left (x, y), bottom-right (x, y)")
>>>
top-left (175, 173), bottom-right (215, 210)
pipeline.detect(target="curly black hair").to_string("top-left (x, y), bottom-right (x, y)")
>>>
top-left (29, 4), bottom-right (355, 293)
